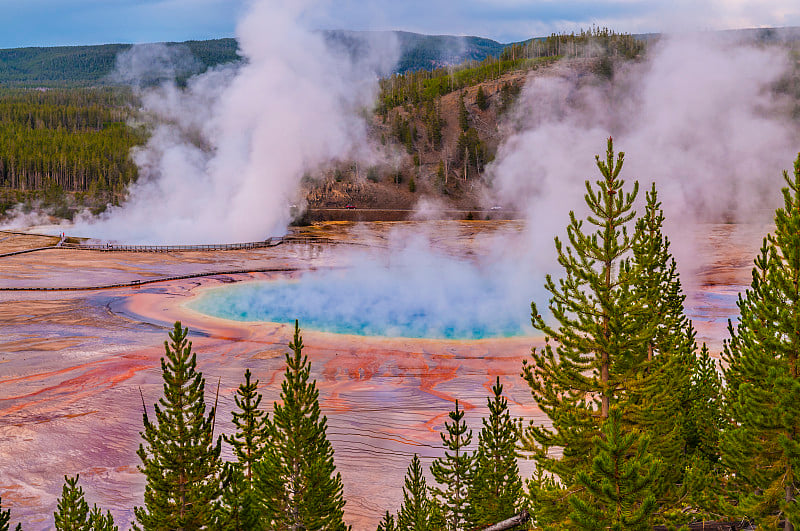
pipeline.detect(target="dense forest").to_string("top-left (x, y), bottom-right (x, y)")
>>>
top-left (0, 39), bottom-right (240, 86)
top-left (0, 32), bottom-right (511, 87)
top-left (3, 142), bottom-right (800, 530)
top-left (377, 27), bottom-right (644, 111)
top-left (0, 87), bottom-right (143, 216)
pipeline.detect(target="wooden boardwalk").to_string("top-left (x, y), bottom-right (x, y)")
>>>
top-left (60, 237), bottom-right (284, 252)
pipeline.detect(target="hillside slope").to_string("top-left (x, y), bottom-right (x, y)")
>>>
top-left (0, 31), bottom-right (512, 86)
top-left (0, 39), bottom-right (240, 86)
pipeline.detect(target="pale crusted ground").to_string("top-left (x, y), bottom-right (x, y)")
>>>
top-left (0, 222), bottom-right (764, 529)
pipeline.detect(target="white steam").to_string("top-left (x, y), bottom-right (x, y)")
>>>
top-left (111, 43), bottom-right (203, 87)
top-left (191, 230), bottom-right (539, 339)
top-left (488, 34), bottom-right (800, 275)
top-left (72, 0), bottom-right (397, 244)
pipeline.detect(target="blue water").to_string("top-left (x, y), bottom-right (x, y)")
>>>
top-left (188, 268), bottom-right (534, 340)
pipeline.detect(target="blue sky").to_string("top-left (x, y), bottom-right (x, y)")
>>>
top-left (2, 0), bottom-right (799, 48)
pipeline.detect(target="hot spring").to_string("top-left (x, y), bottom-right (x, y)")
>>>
top-left (188, 263), bottom-right (536, 340)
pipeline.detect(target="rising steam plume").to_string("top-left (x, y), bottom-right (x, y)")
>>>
top-left (488, 33), bottom-right (800, 276)
top-left (39, 8), bottom-right (800, 335)
top-left (70, 0), bottom-right (397, 245)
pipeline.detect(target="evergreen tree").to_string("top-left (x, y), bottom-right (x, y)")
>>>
top-left (475, 86), bottom-right (489, 111)
top-left (376, 511), bottom-right (397, 531)
top-left (430, 400), bottom-right (474, 530)
top-left (217, 369), bottom-right (270, 529)
top-left (54, 475), bottom-right (116, 531)
top-left (569, 408), bottom-right (659, 531)
top-left (0, 494), bottom-right (20, 531)
top-left (458, 93), bottom-right (469, 132)
top-left (682, 344), bottom-right (725, 519)
top-left (254, 321), bottom-right (347, 530)
top-left (87, 506), bottom-right (116, 531)
top-left (397, 454), bottom-right (434, 531)
top-left (722, 154), bottom-right (800, 530)
top-left (0, 500), bottom-right (7, 531)
top-left (54, 476), bottom-right (89, 530)
top-left (456, 128), bottom-right (485, 173)
top-left (630, 184), bottom-right (696, 363)
top-left (216, 464), bottom-right (262, 531)
top-left (685, 344), bottom-right (723, 466)
top-left (625, 183), bottom-right (697, 517)
top-left (465, 378), bottom-right (523, 528)
top-left (522, 138), bottom-right (650, 525)
top-left (134, 321), bottom-right (222, 530)
top-left (228, 368), bottom-right (269, 480)
top-left (425, 102), bottom-right (443, 150)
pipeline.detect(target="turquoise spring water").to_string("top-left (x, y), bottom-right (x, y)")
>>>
top-left (188, 268), bottom-right (534, 340)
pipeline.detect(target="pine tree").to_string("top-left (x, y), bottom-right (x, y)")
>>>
top-left (397, 454), bottom-right (434, 531)
top-left (569, 408), bottom-right (659, 531)
top-left (0, 494), bottom-right (20, 531)
top-left (722, 154), bottom-right (800, 530)
top-left (685, 344), bottom-right (723, 466)
top-left (458, 93), bottom-right (469, 132)
top-left (217, 369), bottom-right (270, 529)
top-left (522, 138), bottom-right (650, 524)
top-left (376, 511), bottom-right (397, 531)
top-left (254, 321), bottom-right (347, 530)
top-left (475, 86), bottom-right (489, 111)
top-left (682, 344), bottom-right (725, 519)
top-left (425, 102), bottom-right (443, 150)
top-left (54, 476), bottom-right (89, 530)
top-left (54, 475), bottom-right (117, 531)
top-left (228, 369), bottom-right (269, 480)
top-left (625, 183), bottom-right (697, 517)
top-left (87, 506), bottom-right (116, 531)
top-left (430, 400), bottom-right (474, 530)
top-left (465, 378), bottom-right (523, 528)
top-left (134, 321), bottom-right (222, 530)
top-left (217, 464), bottom-right (262, 531)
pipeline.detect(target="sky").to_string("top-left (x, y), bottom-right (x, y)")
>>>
top-left (1, 0), bottom-right (800, 48)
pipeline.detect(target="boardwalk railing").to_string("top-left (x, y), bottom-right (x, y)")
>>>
top-left (60, 237), bottom-right (284, 252)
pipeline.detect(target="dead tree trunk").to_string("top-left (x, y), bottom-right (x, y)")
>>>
top-left (480, 511), bottom-right (530, 531)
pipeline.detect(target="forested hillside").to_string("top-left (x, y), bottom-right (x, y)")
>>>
top-left (0, 39), bottom-right (239, 86)
top-left (0, 27), bottom-right (798, 222)
top-left (0, 87), bottom-right (142, 216)
top-left (309, 29), bottom-right (646, 213)
top-left (0, 31), bottom-right (514, 87)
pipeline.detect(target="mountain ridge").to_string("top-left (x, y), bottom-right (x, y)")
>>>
top-left (2, 27), bottom-right (799, 86)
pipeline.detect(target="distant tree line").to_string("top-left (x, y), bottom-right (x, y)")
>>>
top-left (377, 28), bottom-right (644, 111)
top-left (0, 39), bottom-right (239, 86)
top-left (0, 87), bottom-right (145, 214)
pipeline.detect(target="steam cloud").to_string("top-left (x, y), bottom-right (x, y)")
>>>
top-left (112, 43), bottom-right (202, 87)
top-left (191, 231), bottom-right (537, 339)
top-left (14, 9), bottom-right (800, 336)
top-left (71, 0), bottom-right (397, 244)
top-left (488, 34), bottom-right (800, 275)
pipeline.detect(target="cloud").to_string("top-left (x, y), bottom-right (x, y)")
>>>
top-left (306, 0), bottom-right (800, 42)
top-left (3, 0), bottom-right (800, 48)
top-left (0, 0), bottom-right (246, 47)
